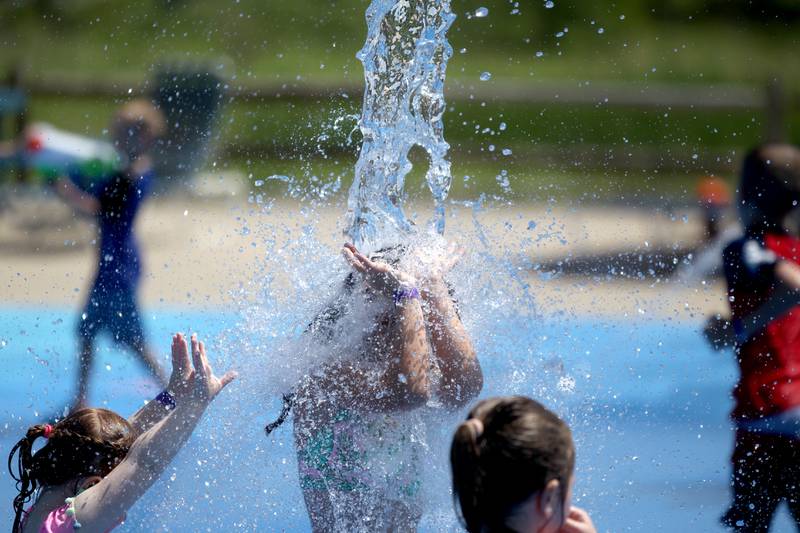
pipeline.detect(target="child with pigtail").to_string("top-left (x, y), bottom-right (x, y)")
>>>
top-left (8, 332), bottom-right (236, 533)
top-left (450, 396), bottom-right (596, 533)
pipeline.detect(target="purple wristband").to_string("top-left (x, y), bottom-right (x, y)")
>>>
top-left (393, 286), bottom-right (420, 305)
top-left (155, 390), bottom-right (176, 410)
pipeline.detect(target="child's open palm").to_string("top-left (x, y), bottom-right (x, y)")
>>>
top-left (169, 333), bottom-right (237, 407)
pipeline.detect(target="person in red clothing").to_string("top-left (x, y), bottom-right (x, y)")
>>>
top-left (721, 144), bottom-right (800, 532)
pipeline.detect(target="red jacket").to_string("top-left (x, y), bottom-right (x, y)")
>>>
top-left (724, 233), bottom-right (800, 419)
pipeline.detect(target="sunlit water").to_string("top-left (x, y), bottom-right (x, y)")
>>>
top-left (3, 2), bottom-right (788, 532)
top-left (2, 308), bottom-right (798, 532)
top-left (346, 0), bottom-right (455, 248)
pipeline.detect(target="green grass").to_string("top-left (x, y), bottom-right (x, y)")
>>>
top-left (1, 0), bottom-right (799, 87)
top-left (216, 151), bottom-right (725, 205)
top-left (3, 0), bottom-right (798, 200)
top-left (25, 93), bottom-right (790, 157)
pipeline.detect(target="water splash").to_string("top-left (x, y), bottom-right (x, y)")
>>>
top-left (345, 0), bottom-right (456, 250)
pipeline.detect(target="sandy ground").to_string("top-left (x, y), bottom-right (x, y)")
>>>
top-left (0, 190), bottom-right (728, 320)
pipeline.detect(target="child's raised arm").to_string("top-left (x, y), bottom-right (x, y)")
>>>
top-left (423, 279), bottom-right (482, 409)
top-left (53, 176), bottom-right (100, 216)
top-left (411, 243), bottom-right (482, 409)
top-left (70, 333), bottom-right (236, 532)
top-left (127, 334), bottom-right (195, 435)
top-left (337, 243), bottom-right (433, 410)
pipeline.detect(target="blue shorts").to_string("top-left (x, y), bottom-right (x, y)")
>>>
top-left (78, 279), bottom-right (145, 346)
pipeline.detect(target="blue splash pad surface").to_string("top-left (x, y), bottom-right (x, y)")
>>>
top-left (0, 307), bottom-right (794, 532)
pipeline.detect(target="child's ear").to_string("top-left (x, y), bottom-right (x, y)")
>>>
top-left (537, 479), bottom-right (562, 523)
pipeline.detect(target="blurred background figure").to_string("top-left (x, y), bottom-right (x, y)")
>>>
top-left (716, 145), bottom-right (800, 532)
top-left (676, 176), bottom-right (741, 283)
top-left (697, 176), bottom-right (733, 242)
top-left (52, 100), bottom-right (169, 413)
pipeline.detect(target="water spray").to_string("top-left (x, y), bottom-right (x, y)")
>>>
top-left (346, 0), bottom-right (456, 250)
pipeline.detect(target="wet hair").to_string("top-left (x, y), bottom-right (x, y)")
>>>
top-left (450, 396), bottom-right (575, 533)
top-left (8, 408), bottom-right (135, 532)
top-left (739, 144), bottom-right (800, 235)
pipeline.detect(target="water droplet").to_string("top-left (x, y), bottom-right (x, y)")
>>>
top-left (619, 14), bottom-right (626, 20)
top-left (499, 122), bottom-right (507, 131)
top-left (535, 51), bottom-right (544, 58)
top-left (597, 27), bottom-right (605, 34)
top-left (474, 7), bottom-right (489, 17)
top-left (544, 0), bottom-right (554, 8)
top-left (557, 375), bottom-right (576, 393)
top-left (105, 364), bottom-right (112, 371)
top-left (502, 148), bottom-right (512, 156)
top-left (254, 179), bottom-right (264, 187)
top-left (479, 71), bottom-right (492, 81)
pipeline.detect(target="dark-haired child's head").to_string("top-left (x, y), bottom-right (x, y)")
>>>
top-left (9, 408), bottom-right (135, 530)
top-left (739, 144), bottom-right (800, 236)
top-left (450, 396), bottom-right (575, 533)
top-left (112, 99), bottom-right (166, 160)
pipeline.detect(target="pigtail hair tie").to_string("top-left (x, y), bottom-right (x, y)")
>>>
top-left (43, 424), bottom-right (54, 439)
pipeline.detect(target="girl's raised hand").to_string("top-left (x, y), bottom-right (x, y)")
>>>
top-left (342, 243), bottom-right (415, 297)
top-left (410, 241), bottom-right (464, 299)
top-left (170, 333), bottom-right (237, 407)
top-left (189, 334), bottom-right (237, 403)
top-left (424, 241), bottom-right (464, 282)
top-left (167, 333), bottom-right (194, 401)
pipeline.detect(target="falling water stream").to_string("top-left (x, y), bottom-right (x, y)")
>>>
top-left (346, 0), bottom-right (455, 249)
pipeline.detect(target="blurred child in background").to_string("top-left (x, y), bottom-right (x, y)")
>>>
top-left (8, 332), bottom-right (236, 532)
top-left (50, 100), bottom-right (168, 412)
top-left (450, 396), bottom-right (596, 533)
top-left (719, 144), bottom-right (800, 532)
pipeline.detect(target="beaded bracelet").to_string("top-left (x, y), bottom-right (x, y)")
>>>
top-left (64, 497), bottom-right (82, 529)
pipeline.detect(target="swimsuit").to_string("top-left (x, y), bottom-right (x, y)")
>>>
top-left (297, 408), bottom-right (424, 502)
top-left (24, 497), bottom-right (124, 532)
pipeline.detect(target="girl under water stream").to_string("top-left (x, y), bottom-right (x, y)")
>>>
top-left (285, 242), bottom-right (483, 531)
